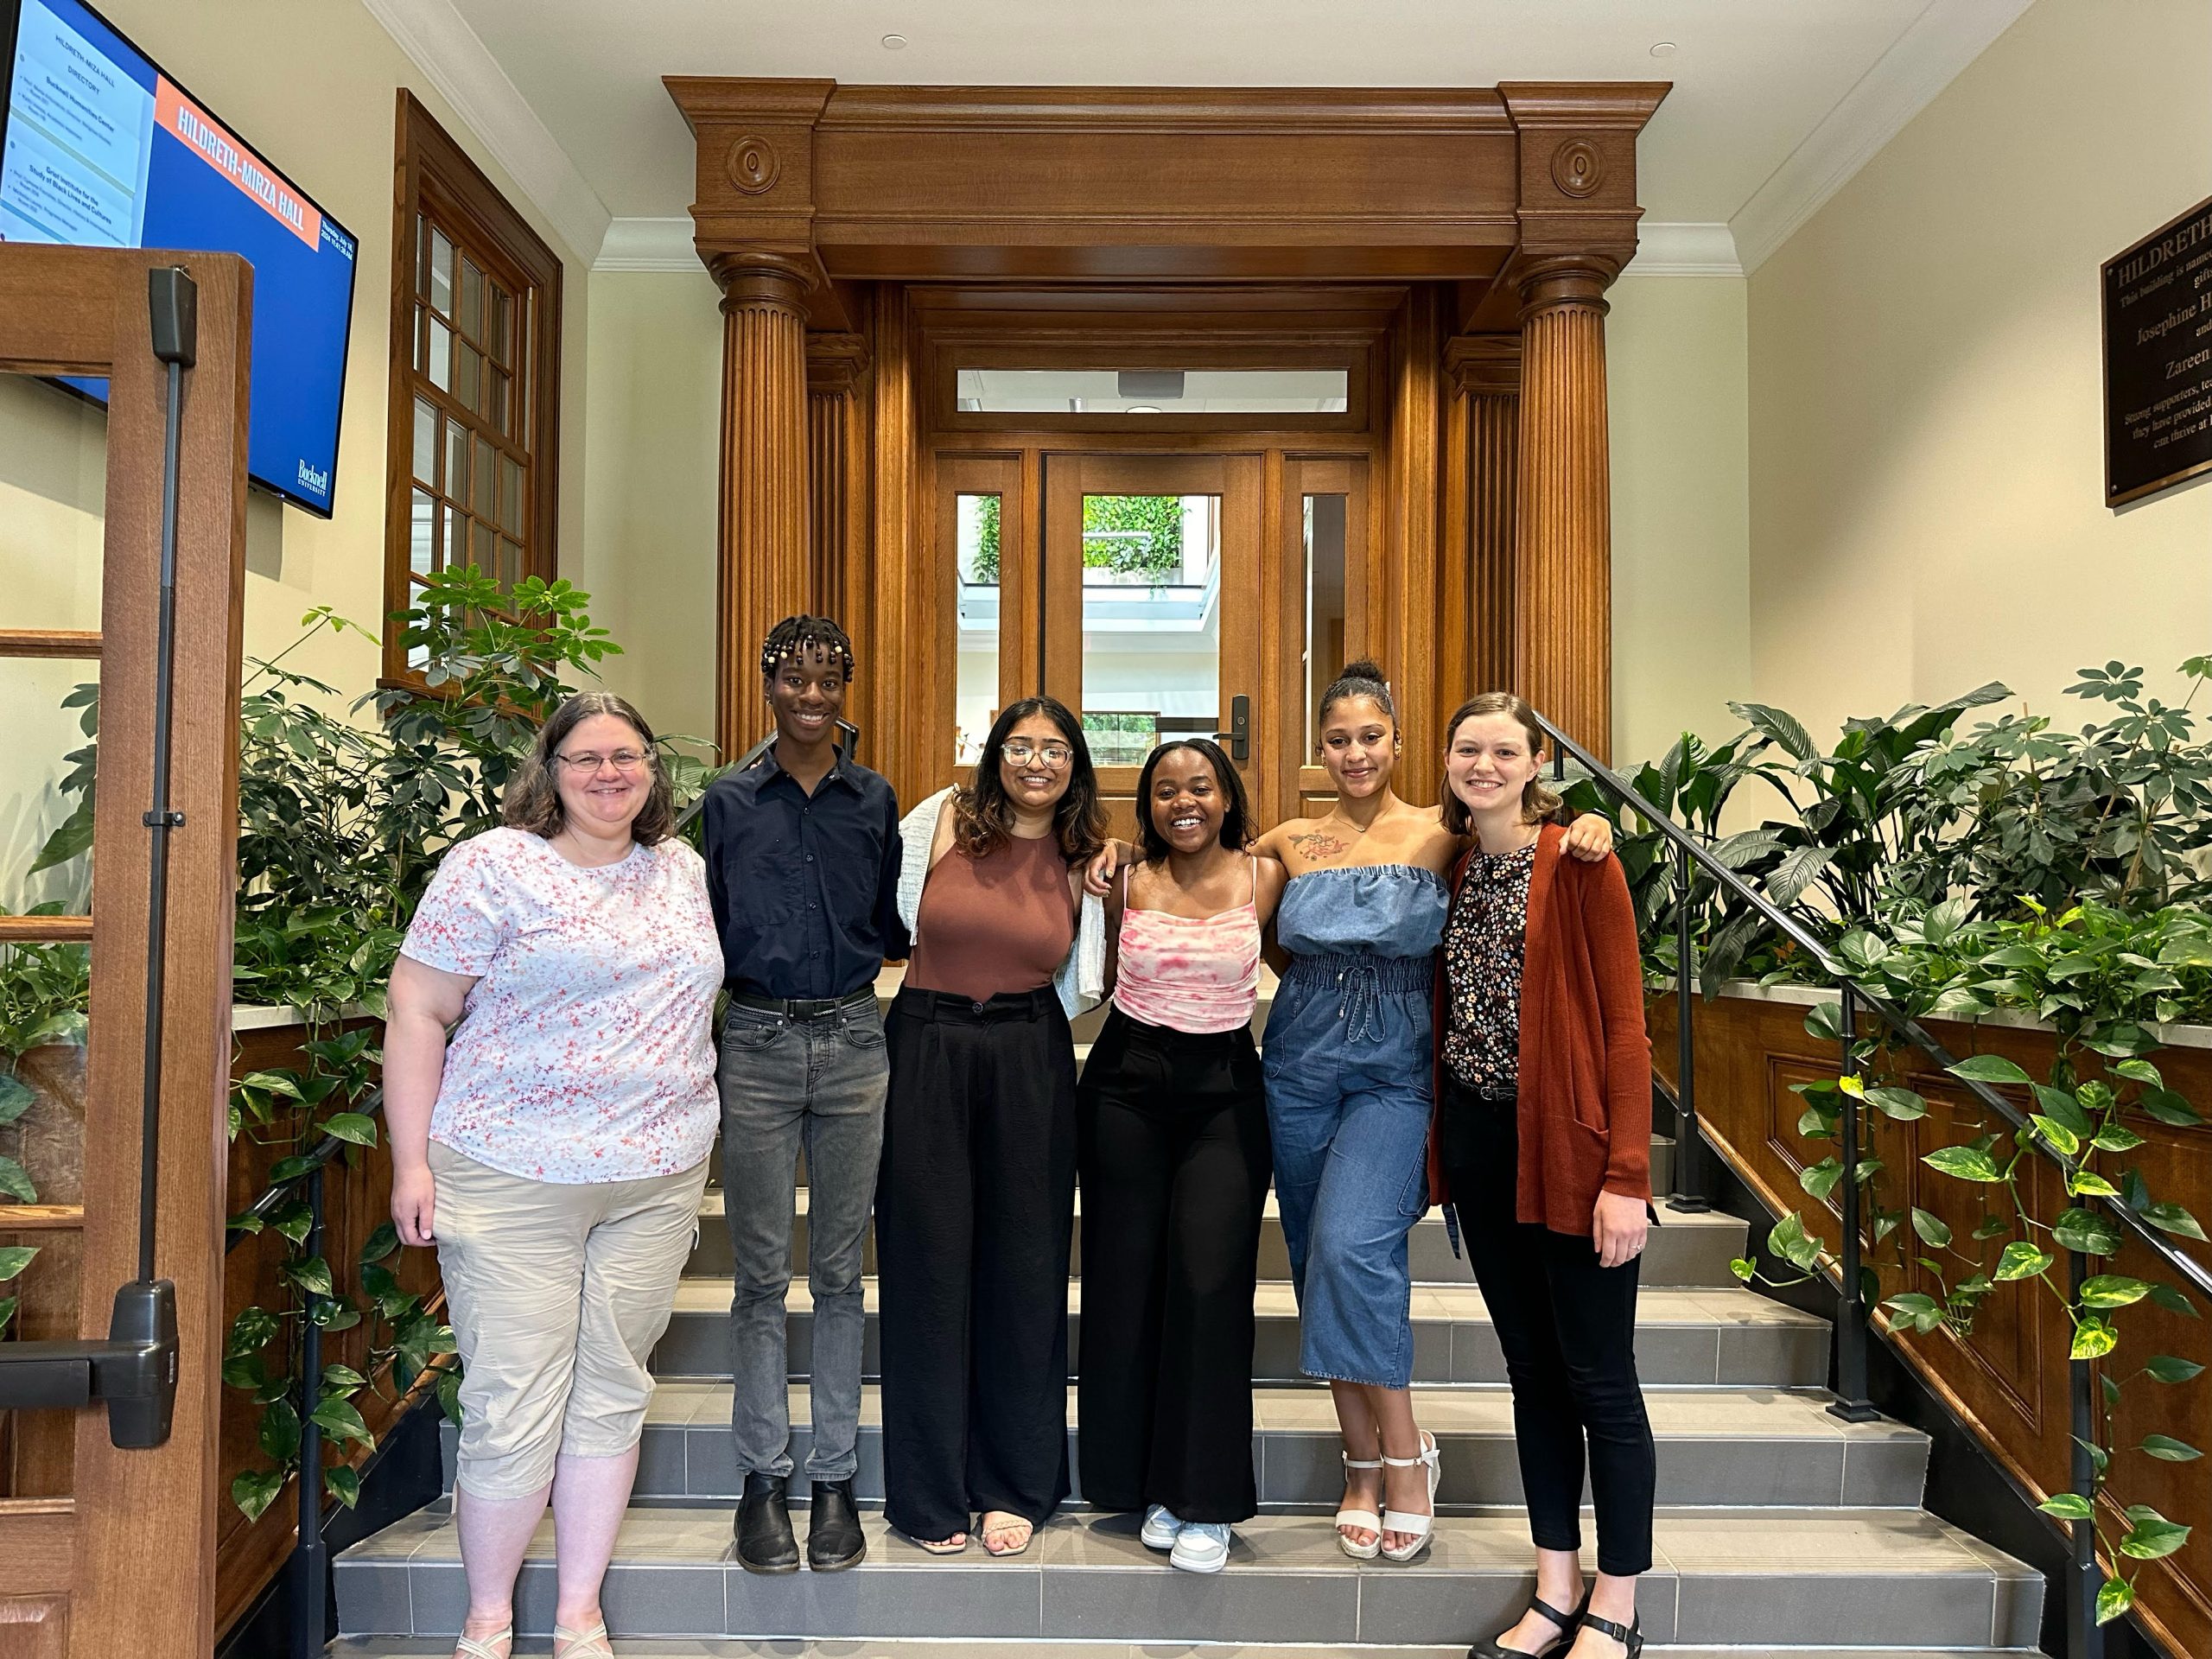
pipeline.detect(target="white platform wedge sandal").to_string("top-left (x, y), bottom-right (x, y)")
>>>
top-left (1377, 1429), bottom-right (1441, 1563)
top-left (1335, 1451), bottom-right (1384, 1560)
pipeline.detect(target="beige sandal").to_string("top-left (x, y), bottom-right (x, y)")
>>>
top-left (453, 1630), bottom-right (512, 1659)
top-left (980, 1511), bottom-right (1033, 1557)
top-left (913, 1529), bottom-right (969, 1555)
top-left (554, 1621), bottom-right (614, 1658)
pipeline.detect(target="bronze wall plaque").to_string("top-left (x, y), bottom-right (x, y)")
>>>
top-left (2102, 194), bottom-right (2212, 507)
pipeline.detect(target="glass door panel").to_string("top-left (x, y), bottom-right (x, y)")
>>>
top-left (955, 491), bottom-right (1001, 766)
top-left (1044, 454), bottom-right (1262, 840)
top-left (1280, 456), bottom-right (1369, 822)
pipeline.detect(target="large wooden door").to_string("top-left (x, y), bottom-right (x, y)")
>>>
top-left (0, 245), bottom-right (251, 1658)
top-left (1040, 454), bottom-right (1263, 840)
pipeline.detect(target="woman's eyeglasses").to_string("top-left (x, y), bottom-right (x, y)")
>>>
top-left (1001, 741), bottom-right (1073, 769)
top-left (555, 749), bottom-right (651, 774)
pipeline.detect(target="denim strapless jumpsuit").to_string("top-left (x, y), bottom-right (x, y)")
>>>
top-left (1262, 864), bottom-right (1450, 1389)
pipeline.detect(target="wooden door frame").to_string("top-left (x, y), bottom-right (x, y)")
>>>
top-left (667, 78), bottom-right (1668, 779)
top-left (0, 244), bottom-right (252, 1659)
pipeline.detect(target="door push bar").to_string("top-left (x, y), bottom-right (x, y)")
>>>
top-left (1214, 694), bottom-right (1250, 763)
top-left (0, 268), bottom-right (196, 1449)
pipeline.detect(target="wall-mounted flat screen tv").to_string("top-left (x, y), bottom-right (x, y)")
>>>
top-left (0, 0), bottom-right (358, 515)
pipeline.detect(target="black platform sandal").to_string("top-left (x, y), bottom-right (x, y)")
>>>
top-left (1576, 1611), bottom-right (1642, 1658)
top-left (1465, 1592), bottom-right (1587, 1658)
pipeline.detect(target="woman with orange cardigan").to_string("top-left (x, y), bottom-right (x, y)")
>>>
top-left (1428, 693), bottom-right (1656, 1659)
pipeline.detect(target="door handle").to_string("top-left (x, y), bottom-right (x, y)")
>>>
top-left (1213, 694), bottom-right (1250, 764)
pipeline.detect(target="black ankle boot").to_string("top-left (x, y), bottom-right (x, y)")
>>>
top-left (735, 1471), bottom-right (799, 1574)
top-left (806, 1476), bottom-right (867, 1571)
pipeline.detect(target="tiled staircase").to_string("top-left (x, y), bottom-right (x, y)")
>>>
top-left (333, 978), bottom-right (2045, 1656)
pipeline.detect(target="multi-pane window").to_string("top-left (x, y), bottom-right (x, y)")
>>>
top-left (385, 92), bottom-right (563, 683)
top-left (407, 221), bottom-right (530, 588)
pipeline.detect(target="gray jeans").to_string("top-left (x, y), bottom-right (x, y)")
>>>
top-left (717, 996), bottom-right (887, 1482)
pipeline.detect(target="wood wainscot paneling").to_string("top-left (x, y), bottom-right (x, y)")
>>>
top-left (213, 1019), bottom-right (433, 1637)
top-left (1654, 989), bottom-right (2212, 1659)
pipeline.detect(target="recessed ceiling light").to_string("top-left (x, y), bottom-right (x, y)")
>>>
top-left (1649, 41), bottom-right (1676, 57)
top-left (880, 33), bottom-right (907, 49)
top-left (1126, 404), bottom-right (1163, 415)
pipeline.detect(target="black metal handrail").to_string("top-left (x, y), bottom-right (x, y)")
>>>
top-left (1531, 708), bottom-right (2209, 1659)
top-left (1533, 711), bottom-right (2212, 1304)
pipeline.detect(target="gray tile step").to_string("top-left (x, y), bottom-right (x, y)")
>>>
top-left (334, 1643), bottom-right (2042, 1658)
top-left (691, 1165), bottom-right (1738, 1290)
top-left (443, 1382), bottom-right (1927, 1510)
top-left (651, 1280), bottom-right (1831, 1389)
top-left (334, 1504), bottom-right (2043, 1649)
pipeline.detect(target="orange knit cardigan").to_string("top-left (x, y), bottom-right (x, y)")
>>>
top-left (1427, 822), bottom-right (1654, 1236)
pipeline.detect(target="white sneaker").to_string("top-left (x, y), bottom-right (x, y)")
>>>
top-left (1140, 1504), bottom-right (1184, 1550)
top-left (1171, 1521), bottom-right (1232, 1573)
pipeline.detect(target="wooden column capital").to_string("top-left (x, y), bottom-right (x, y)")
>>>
top-left (1515, 253), bottom-right (1619, 321)
top-left (709, 249), bottom-right (814, 316)
top-left (806, 330), bottom-right (871, 395)
top-left (1446, 334), bottom-right (1522, 397)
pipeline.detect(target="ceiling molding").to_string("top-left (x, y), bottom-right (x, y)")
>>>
top-left (594, 218), bottom-right (702, 272)
top-left (359, 0), bottom-right (612, 266)
top-left (1625, 223), bottom-right (1740, 278)
top-left (1729, 0), bottom-right (2034, 273)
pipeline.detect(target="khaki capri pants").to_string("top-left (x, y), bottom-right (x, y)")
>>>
top-left (430, 1140), bottom-right (709, 1500)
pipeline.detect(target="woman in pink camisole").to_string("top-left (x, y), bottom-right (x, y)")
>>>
top-left (1075, 739), bottom-right (1287, 1576)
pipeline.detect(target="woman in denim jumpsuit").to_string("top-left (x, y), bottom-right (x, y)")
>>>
top-left (1254, 662), bottom-right (1611, 1564)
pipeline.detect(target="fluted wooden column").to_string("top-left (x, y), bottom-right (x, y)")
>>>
top-left (1512, 257), bottom-right (1617, 762)
top-left (1442, 336), bottom-right (1521, 717)
top-left (806, 330), bottom-right (871, 682)
top-left (712, 251), bottom-right (812, 758)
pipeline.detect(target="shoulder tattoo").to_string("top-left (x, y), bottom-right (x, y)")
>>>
top-left (1287, 830), bottom-right (1351, 861)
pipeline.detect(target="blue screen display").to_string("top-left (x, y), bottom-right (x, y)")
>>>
top-left (0, 0), bottom-right (358, 515)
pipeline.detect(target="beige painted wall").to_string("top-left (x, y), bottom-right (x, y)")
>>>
top-left (0, 0), bottom-right (592, 908)
top-left (575, 268), bottom-right (721, 749)
top-left (1608, 272), bottom-right (1753, 764)
top-left (1748, 0), bottom-right (2212, 747)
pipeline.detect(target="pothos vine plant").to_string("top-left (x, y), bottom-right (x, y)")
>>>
top-left (26, 567), bottom-right (668, 1522)
top-left (1732, 901), bottom-right (2210, 1626)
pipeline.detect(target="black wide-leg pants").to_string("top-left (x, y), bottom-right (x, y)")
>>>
top-left (1076, 1007), bottom-right (1272, 1524)
top-left (877, 985), bottom-right (1078, 1541)
top-left (1440, 1079), bottom-right (1656, 1578)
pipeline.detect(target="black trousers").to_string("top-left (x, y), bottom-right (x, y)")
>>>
top-left (1076, 1007), bottom-right (1272, 1523)
top-left (1440, 1080), bottom-right (1656, 1577)
top-left (877, 985), bottom-right (1078, 1541)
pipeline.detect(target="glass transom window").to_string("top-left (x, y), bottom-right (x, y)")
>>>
top-left (956, 368), bottom-right (1348, 415)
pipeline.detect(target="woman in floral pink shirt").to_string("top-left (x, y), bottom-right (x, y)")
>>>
top-left (385, 691), bottom-right (721, 1659)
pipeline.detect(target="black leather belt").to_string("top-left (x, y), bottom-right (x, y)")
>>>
top-left (728, 985), bottom-right (876, 1020)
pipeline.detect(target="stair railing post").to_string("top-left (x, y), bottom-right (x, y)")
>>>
top-left (1668, 841), bottom-right (1710, 1212)
top-left (290, 1160), bottom-right (328, 1657)
top-left (2066, 1247), bottom-right (2107, 1659)
top-left (1828, 985), bottom-right (1879, 1422)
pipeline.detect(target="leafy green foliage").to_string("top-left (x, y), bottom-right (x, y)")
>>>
top-left (963, 492), bottom-right (1189, 586)
top-left (12, 569), bottom-right (657, 1516)
top-left (1582, 657), bottom-right (2212, 1621)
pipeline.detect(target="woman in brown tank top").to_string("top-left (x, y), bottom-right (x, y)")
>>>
top-left (878, 696), bottom-right (1106, 1557)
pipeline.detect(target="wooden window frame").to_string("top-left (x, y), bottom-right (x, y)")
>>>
top-left (383, 89), bottom-right (563, 689)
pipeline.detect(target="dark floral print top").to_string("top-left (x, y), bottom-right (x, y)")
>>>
top-left (1442, 838), bottom-right (1537, 1095)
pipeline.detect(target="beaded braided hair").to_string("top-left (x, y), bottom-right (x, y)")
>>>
top-left (759, 614), bottom-right (856, 683)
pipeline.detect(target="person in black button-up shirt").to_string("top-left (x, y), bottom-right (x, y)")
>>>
top-left (701, 615), bottom-right (904, 1577)
top-left (701, 734), bottom-right (907, 1001)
